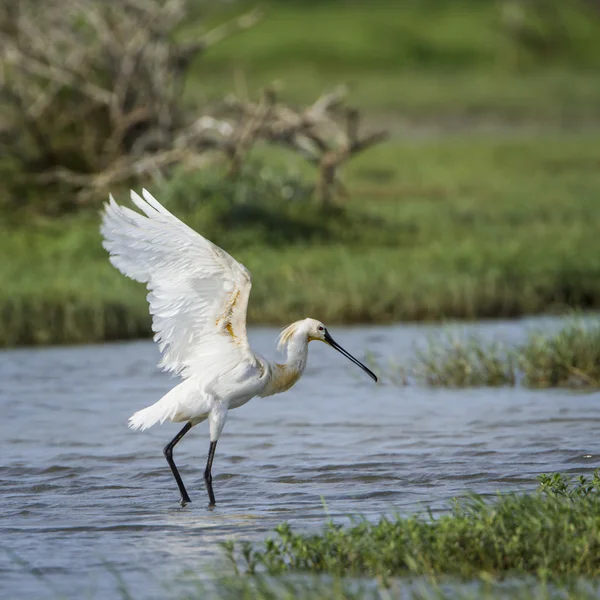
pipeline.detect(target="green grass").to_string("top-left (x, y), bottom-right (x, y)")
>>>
top-left (520, 320), bottom-right (600, 388)
top-left (186, 0), bottom-right (600, 123)
top-left (3, 132), bottom-right (600, 346)
top-left (223, 472), bottom-right (600, 583)
top-left (182, 472), bottom-right (600, 599)
top-left (375, 319), bottom-right (600, 389)
top-left (408, 333), bottom-right (518, 388)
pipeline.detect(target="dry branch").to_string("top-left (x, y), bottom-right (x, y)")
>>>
top-left (0, 0), bottom-right (262, 208)
top-left (213, 86), bottom-right (389, 203)
top-left (0, 0), bottom-right (387, 209)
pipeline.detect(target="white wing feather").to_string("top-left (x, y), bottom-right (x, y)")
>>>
top-left (100, 189), bottom-right (255, 382)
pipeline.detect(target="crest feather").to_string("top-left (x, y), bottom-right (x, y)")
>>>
top-left (277, 321), bottom-right (304, 352)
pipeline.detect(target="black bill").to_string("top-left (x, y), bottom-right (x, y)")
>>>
top-left (324, 331), bottom-right (378, 382)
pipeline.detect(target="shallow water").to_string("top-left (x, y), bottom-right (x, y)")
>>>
top-left (1, 317), bottom-right (599, 599)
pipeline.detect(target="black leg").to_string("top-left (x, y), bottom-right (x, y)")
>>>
top-left (163, 422), bottom-right (192, 505)
top-left (204, 440), bottom-right (218, 507)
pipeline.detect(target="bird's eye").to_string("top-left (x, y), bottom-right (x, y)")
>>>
top-left (318, 325), bottom-right (324, 331)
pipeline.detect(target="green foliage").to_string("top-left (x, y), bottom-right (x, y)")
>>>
top-left (191, 0), bottom-right (600, 121)
top-left (224, 472), bottom-right (600, 583)
top-left (520, 321), bottom-right (600, 388)
top-left (497, 0), bottom-right (600, 67)
top-left (0, 216), bottom-right (150, 346)
top-left (157, 162), bottom-right (394, 249)
top-left (3, 133), bottom-right (600, 346)
top-left (413, 334), bottom-right (517, 388)
top-left (198, 0), bottom-right (600, 72)
top-left (538, 471), bottom-right (600, 500)
top-left (0, 293), bottom-right (149, 346)
top-left (378, 319), bottom-right (600, 389)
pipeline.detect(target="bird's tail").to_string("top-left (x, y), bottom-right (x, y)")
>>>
top-left (128, 384), bottom-right (186, 431)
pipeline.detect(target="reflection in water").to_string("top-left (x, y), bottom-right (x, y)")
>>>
top-left (1, 317), bottom-right (599, 599)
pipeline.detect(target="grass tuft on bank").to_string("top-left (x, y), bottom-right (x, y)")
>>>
top-left (413, 334), bottom-right (518, 387)
top-left (379, 319), bottom-right (600, 389)
top-left (520, 321), bottom-right (600, 388)
top-left (223, 471), bottom-right (600, 583)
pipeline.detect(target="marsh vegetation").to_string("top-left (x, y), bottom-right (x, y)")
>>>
top-left (224, 472), bottom-right (600, 576)
top-left (4, 133), bottom-right (600, 346)
top-left (369, 319), bottom-right (600, 389)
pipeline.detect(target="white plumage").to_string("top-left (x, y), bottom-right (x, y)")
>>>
top-left (100, 189), bottom-right (377, 507)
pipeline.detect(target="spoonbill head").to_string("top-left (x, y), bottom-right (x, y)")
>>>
top-left (100, 189), bottom-right (377, 508)
top-left (277, 317), bottom-right (377, 381)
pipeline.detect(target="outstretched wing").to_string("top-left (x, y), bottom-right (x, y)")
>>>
top-left (101, 189), bottom-right (255, 380)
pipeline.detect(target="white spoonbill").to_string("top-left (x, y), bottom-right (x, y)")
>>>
top-left (100, 189), bottom-right (377, 507)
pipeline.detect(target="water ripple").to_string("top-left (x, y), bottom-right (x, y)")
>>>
top-left (1, 321), bottom-right (600, 599)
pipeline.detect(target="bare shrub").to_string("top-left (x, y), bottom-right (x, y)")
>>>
top-left (0, 0), bottom-right (260, 209)
top-left (199, 86), bottom-right (388, 204)
top-left (0, 0), bottom-right (386, 211)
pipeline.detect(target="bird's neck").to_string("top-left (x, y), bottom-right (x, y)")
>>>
top-left (261, 330), bottom-right (309, 397)
top-left (283, 330), bottom-right (310, 371)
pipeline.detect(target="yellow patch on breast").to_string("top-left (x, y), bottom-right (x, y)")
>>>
top-left (273, 363), bottom-right (301, 393)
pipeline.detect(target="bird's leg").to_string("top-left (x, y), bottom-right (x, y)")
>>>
top-left (204, 440), bottom-right (218, 507)
top-left (163, 422), bottom-right (192, 506)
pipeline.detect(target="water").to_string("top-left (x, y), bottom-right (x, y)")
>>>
top-left (1, 317), bottom-right (599, 599)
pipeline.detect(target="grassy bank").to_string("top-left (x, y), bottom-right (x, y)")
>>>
top-left (4, 0), bottom-right (600, 346)
top-left (223, 472), bottom-right (600, 583)
top-left (3, 133), bottom-right (600, 346)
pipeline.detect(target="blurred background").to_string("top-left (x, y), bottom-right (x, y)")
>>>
top-left (1, 0), bottom-right (600, 346)
top-left (3, 4), bottom-right (600, 598)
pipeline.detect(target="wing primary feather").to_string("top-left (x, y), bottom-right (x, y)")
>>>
top-left (142, 188), bottom-right (171, 215)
